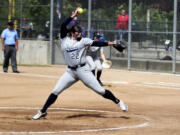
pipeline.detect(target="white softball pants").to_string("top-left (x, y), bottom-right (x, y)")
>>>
top-left (86, 56), bottom-right (102, 71)
top-left (52, 64), bottom-right (105, 96)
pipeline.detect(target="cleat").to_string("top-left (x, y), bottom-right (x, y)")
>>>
top-left (118, 100), bottom-right (128, 112)
top-left (32, 110), bottom-right (47, 120)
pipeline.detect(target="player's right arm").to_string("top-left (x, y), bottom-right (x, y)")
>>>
top-left (83, 38), bottom-right (115, 47)
top-left (92, 41), bottom-right (115, 47)
top-left (60, 17), bottom-right (73, 39)
top-left (60, 8), bottom-right (79, 39)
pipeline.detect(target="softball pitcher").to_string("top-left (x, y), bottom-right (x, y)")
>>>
top-left (32, 8), bottom-right (128, 120)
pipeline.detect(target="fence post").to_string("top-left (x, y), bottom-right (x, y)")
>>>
top-left (20, 0), bottom-right (23, 39)
top-left (172, 0), bottom-right (177, 73)
top-left (128, 0), bottom-right (132, 70)
top-left (50, 0), bottom-right (54, 64)
top-left (88, 0), bottom-right (92, 38)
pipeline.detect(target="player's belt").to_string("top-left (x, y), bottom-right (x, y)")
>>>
top-left (68, 63), bottom-right (86, 70)
top-left (5, 44), bottom-right (15, 46)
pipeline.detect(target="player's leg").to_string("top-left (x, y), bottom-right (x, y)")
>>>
top-left (86, 56), bottom-right (96, 75)
top-left (103, 90), bottom-right (128, 112)
top-left (94, 59), bottom-right (103, 86)
top-left (77, 65), bottom-right (128, 112)
top-left (32, 71), bottom-right (78, 120)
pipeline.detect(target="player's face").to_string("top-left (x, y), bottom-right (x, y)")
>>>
top-left (94, 37), bottom-right (100, 41)
top-left (73, 31), bottom-right (82, 41)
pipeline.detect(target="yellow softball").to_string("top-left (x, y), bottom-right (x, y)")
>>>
top-left (78, 8), bottom-right (83, 14)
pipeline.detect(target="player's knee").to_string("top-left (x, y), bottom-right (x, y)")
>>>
top-left (91, 65), bottom-right (96, 70)
top-left (98, 89), bottom-right (105, 96)
top-left (93, 87), bottom-right (105, 96)
top-left (97, 67), bottom-right (102, 71)
top-left (51, 91), bottom-right (59, 96)
top-left (96, 64), bottom-right (102, 70)
top-left (52, 88), bottom-right (63, 96)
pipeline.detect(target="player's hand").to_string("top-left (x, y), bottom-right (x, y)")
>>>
top-left (108, 41), bottom-right (116, 46)
top-left (71, 7), bottom-right (80, 18)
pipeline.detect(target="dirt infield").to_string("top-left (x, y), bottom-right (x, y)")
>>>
top-left (0, 65), bottom-right (180, 135)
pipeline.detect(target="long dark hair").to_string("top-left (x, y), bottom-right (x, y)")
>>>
top-left (70, 25), bottom-right (82, 33)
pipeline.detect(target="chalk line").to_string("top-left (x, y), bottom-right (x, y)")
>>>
top-left (0, 107), bottom-right (150, 134)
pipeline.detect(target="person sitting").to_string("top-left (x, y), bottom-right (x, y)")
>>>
top-left (21, 18), bottom-right (33, 38)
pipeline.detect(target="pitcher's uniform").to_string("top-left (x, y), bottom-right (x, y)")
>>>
top-left (86, 46), bottom-right (103, 71)
top-left (32, 15), bottom-right (128, 120)
top-left (52, 19), bottom-right (105, 96)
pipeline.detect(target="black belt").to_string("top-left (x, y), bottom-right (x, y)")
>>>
top-left (5, 44), bottom-right (15, 46)
top-left (68, 63), bottom-right (86, 70)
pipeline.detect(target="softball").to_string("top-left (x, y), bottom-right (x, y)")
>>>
top-left (78, 8), bottom-right (83, 14)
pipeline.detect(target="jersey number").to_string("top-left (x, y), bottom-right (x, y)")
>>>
top-left (71, 51), bottom-right (79, 59)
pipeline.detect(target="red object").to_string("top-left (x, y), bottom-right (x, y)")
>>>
top-left (116, 14), bottom-right (129, 29)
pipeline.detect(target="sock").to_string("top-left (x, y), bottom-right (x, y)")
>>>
top-left (41, 93), bottom-right (58, 113)
top-left (92, 70), bottom-right (95, 75)
top-left (103, 90), bottom-right (120, 104)
top-left (97, 70), bottom-right (102, 81)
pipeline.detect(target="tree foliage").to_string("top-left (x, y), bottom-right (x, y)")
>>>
top-left (25, 0), bottom-right (50, 20)
top-left (0, 0), bottom-right (177, 34)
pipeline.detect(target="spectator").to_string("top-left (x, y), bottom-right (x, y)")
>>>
top-left (21, 18), bottom-right (33, 38)
top-left (116, 9), bottom-right (129, 40)
top-left (44, 21), bottom-right (50, 39)
top-left (1, 22), bottom-right (20, 73)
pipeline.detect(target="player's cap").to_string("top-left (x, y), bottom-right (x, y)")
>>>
top-left (94, 34), bottom-right (101, 38)
top-left (70, 25), bottom-right (82, 33)
top-left (7, 22), bottom-right (14, 26)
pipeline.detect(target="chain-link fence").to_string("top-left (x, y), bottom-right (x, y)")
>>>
top-left (0, 0), bottom-right (50, 39)
top-left (0, 0), bottom-right (180, 73)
